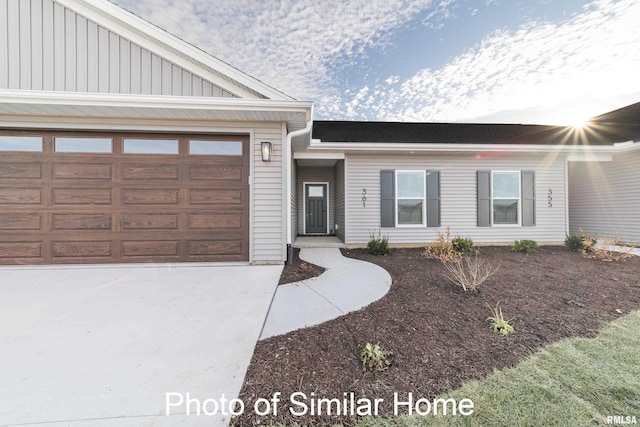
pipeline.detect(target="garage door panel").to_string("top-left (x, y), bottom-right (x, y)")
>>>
top-left (188, 165), bottom-right (244, 181)
top-left (52, 241), bottom-right (112, 258)
top-left (121, 240), bottom-right (179, 257)
top-left (188, 189), bottom-right (244, 205)
top-left (52, 213), bottom-right (112, 230)
top-left (188, 240), bottom-right (244, 256)
top-left (52, 189), bottom-right (112, 205)
top-left (122, 164), bottom-right (179, 180)
top-left (0, 188), bottom-right (42, 204)
top-left (122, 213), bottom-right (179, 230)
top-left (0, 214), bottom-right (42, 230)
top-left (122, 189), bottom-right (179, 205)
top-left (52, 164), bottom-right (112, 180)
top-left (188, 213), bottom-right (244, 230)
top-left (0, 163), bottom-right (42, 178)
top-left (0, 242), bottom-right (42, 258)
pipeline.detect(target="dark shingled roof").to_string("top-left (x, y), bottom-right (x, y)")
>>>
top-left (313, 102), bottom-right (640, 146)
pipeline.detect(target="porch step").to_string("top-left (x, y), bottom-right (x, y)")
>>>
top-left (294, 236), bottom-right (345, 248)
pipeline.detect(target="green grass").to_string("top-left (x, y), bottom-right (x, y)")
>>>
top-left (358, 311), bottom-right (640, 427)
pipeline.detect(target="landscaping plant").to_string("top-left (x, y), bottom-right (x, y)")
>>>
top-left (360, 342), bottom-right (391, 372)
top-left (452, 236), bottom-right (474, 254)
top-left (367, 229), bottom-right (390, 256)
top-left (580, 231), bottom-right (633, 262)
top-left (487, 301), bottom-right (515, 336)
top-left (424, 227), bottom-right (460, 262)
top-left (564, 234), bottom-right (585, 251)
top-left (441, 249), bottom-right (499, 292)
top-left (512, 239), bottom-right (538, 253)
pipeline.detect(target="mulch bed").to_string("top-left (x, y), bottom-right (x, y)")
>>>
top-left (279, 248), bottom-right (326, 285)
top-left (232, 246), bottom-right (640, 426)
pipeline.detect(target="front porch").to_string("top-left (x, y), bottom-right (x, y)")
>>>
top-left (294, 236), bottom-right (345, 248)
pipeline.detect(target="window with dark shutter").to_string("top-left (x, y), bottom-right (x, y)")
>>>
top-left (522, 171), bottom-right (536, 226)
top-left (380, 170), bottom-right (395, 227)
top-left (426, 171), bottom-right (441, 227)
top-left (477, 171), bottom-right (491, 227)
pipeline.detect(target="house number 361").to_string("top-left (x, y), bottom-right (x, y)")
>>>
top-left (362, 189), bottom-right (367, 208)
top-left (548, 189), bottom-right (553, 207)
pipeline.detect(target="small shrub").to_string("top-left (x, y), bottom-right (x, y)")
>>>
top-left (452, 236), bottom-right (474, 255)
top-left (361, 342), bottom-right (391, 372)
top-left (512, 239), bottom-right (538, 253)
top-left (424, 227), bottom-right (460, 262)
top-left (564, 234), bottom-right (583, 251)
top-left (368, 229), bottom-right (390, 256)
top-left (441, 250), bottom-right (499, 292)
top-left (486, 301), bottom-right (515, 336)
top-left (579, 229), bottom-right (598, 253)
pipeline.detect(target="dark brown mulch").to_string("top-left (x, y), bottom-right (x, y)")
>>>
top-left (279, 248), bottom-right (326, 285)
top-left (233, 247), bottom-right (640, 426)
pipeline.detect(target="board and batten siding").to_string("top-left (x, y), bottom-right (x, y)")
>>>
top-left (0, 0), bottom-right (235, 97)
top-left (252, 123), bottom-right (286, 263)
top-left (334, 160), bottom-right (346, 241)
top-left (569, 149), bottom-right (640, 244)
top-left (345, 154), bottom-right (567, 244)
top-left (297, 167), bottom-right (336, 234)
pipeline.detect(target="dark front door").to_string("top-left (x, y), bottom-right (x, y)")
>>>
top-left (305, 183), bottom-right (327, 234)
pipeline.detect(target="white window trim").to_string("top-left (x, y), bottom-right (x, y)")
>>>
top-left (491, 170), bottom-right (521, 227)
top-left (395, 170), bottom-right (426, 227)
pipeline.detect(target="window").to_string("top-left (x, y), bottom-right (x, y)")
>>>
top-left (189, 140), bottom-right (242, 155)
top-left (478, 170), bottom-right (534, 227)
top-left (0, 136), bottom-right (42, 152)
top-left (123, 139), bottom-right (179, 154)
top-left (54, 137), bottom-right (112, 153)
top-left (492, 171), bottom-right (520, 225)
top-left (396, 171), bottom-right (425, 226)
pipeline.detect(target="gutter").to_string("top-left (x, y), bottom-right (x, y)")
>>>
top-left (285, 105), bottom-right (314, 264)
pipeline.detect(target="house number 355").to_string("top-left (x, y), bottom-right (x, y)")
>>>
top-left (548, 189), bottom-right (553, 207)
top-left (362, 189), bottom-right (367, 208)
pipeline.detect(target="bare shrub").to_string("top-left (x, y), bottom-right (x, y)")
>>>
top-left (441, 250), bottom-right (499, 292)
top-left (424, 227), bottom-right (461, 262)
top-left (580, 230), bottom-right (634, 262)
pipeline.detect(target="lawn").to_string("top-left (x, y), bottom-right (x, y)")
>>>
top-left (231, 246), bottom-right (640, 426)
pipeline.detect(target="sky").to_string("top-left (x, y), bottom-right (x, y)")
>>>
top-left (113, 0), bottom-right (640, 125)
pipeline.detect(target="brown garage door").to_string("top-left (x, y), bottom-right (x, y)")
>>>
top-left (0, 132), bottom-right (249, 264)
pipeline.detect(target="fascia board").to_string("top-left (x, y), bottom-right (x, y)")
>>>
top-left (56, 0), bottom-right (294, 101)
top-left (307, 141), bottom-right (625, 154)
top-left (0, 90), bottom-right (311, 113)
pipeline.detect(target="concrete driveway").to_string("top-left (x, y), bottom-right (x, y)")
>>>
top-left (0, 263), bottom-right (281, 426)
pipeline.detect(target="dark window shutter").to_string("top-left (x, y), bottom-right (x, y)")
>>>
top-left (426, 170), bottom-right (440, 227)
top-left (380, 170), bottom-right (395, 227)
top-left (477, 171), bottom-right (491, 227)
top-left (522, 171), bottom-right (535, 226)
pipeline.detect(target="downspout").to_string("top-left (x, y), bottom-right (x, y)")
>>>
top-left (285, 106), bottom-right (313, 264)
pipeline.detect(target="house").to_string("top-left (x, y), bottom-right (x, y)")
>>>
top-left (1, 0), bottom-right (638, 267)
top-left (303, 117), bottom-right (640, 248)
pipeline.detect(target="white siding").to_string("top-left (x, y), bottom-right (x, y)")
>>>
top-left (297, 167), bottom-right (336, 235)
top-left (334, 160), bottom-right (346, 241)
top-left (569, 149), bottom-right (640, 244)
top-left (290, 156), bottom-right (298, 240)
top-left (252, 123), bottom-right (286, 263)
top-left (1, 0), bottom-right (233, 97)
top-left (345, 153), bottom-right (567, 245)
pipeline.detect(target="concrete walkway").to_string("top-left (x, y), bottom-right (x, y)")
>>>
top-left (260, 248), bottom-right (391, 340)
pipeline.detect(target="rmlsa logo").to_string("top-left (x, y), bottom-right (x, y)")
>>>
top-left (606, 415), bottom-right (637, 425)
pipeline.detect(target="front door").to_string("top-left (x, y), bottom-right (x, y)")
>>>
top-left (305, 183), bottom-right (327, 234)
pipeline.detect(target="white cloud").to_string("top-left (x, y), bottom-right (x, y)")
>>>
top-left (344, 0), bottom-right (640, 123)
top-left (113, 0), bottom-right (640, 124)
top-left (114, 0), bottom-right (445, 105)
